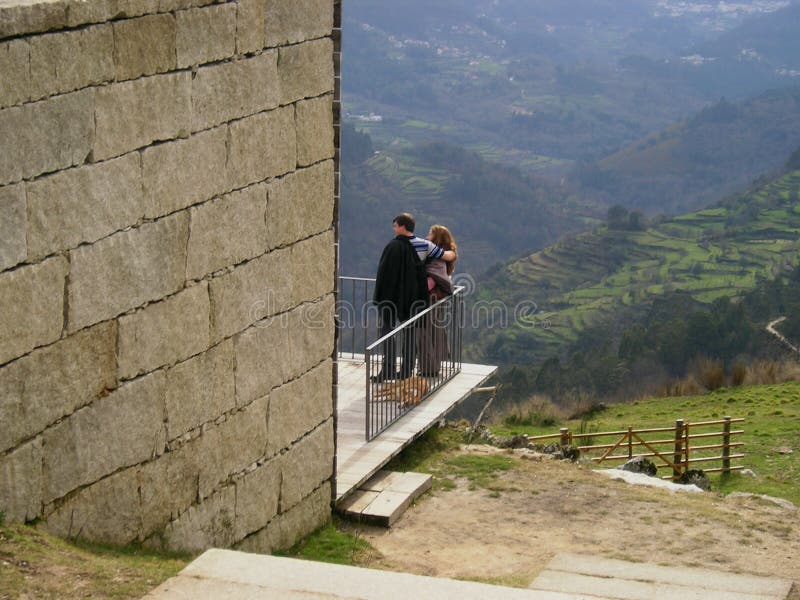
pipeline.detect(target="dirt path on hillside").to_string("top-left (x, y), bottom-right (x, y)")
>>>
top-left (354, 446), bottom-right (800, 596)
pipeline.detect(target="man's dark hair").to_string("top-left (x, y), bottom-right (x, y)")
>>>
top-left (393, 212), bottom-right (415, 232)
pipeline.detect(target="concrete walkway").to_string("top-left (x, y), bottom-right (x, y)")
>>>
top-left (530, 553), bottom-right (793, 600)
top-left (145, 549), bottom-right (794, 600)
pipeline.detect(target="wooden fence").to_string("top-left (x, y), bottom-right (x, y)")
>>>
top-left (528, 416), bottom-right (745, 480)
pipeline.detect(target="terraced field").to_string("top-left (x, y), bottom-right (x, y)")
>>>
top-left (474, 170), bottom-right (800, 363)
top-left (366, 153), bottom-right (450, 201)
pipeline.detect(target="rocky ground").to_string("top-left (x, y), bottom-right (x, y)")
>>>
top-left (353, 444), bottom-right (800, 597)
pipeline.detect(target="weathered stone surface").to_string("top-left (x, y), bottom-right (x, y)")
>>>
top-left (208, 246), bottom-right (292, 343)
top-left (265, 160), bottom-right (334, 249)
top-left (278, 38), bottom-right (333, 105)
top-left (233, 316), bottom-right (291, 405)
top-left (0, 0), bottom-right (218, 38)
top-left (64, 0), bottom-right (154, 27)
top-left (0, 90), bottom-right (94, 186)
top-left (176, 3), bottom-right (236, 68)
top-left (158, 0), bottom-right (220, 13)
top-left (0, 183), bottom-right (26, 270)
top-left (0, 437), bottom-right (42, 522)
top-left (235, 0), bottom-right (265, 55)
top-left (42, 371), bottom-right (166, 504)
top-left (0, 255), bottom-right (68, 365)
top-left (0, 39), bottom-right (30, 108)
top-left (138, 445), bottom-right (200, 537)
top-left (191, 51), bottom-right (278, 132)
top-left (186, 185), bottom-right (268, 280)
top-left (287, 294), bottom-right (335, 381)
top-left (233, 457), bottom-right (280, 541)
top-left (165, 339), bottom-right (235, 439)
top-left (142, 126), bottom-right (228, 219)
top-left (44, 466), bottom-right (140, 544)
top-left (26, 153), bottom-right (145, 260)
top-left (67, 212), bottom-right (189, 332)
top-left (195, 396), bottom-right (268, 499)
top-left (267, 358), bottom-right (332, 455)
top-left (117, 282), bottom-right (210, 380)
top-left (0, 0), bottom-right (66, 40)
top-left (0, 322), bottom-right (116, 454)
top-left (29, 24), bottom-right (113, 99)
top-left (278, 419), bottom-right (333, 511)
top-left (235, 481), bottom-right (330, 554)
top-left (94, 72), bottom-right (191, 161)
top-left (158, 484), bottom-right (235, 552)
top-left (295, 94), bottom-right (334, 167)
top-left (113, 14), bottom-right (176, 81)
top-left (264, 0), bottom-right (332, 47)
top-left (291, 230), bottom-right (335, 306)
top-left (227, 105), bottom-right (296, 189)
top-left (0, 106), bottom-right (23, 185)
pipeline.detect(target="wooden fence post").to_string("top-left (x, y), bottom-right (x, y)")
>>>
top-left (684, 423), bottom-right (690, 472)
top-left (673, 419), bottom-right (684, 481)
top-left (627, 426), bottom-right (633, 459)
top-left (560, 428), bottom-right (570, 446)
top-left (722, 416), bottom-right (731, 477)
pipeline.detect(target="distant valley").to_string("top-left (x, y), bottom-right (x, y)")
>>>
top-left (339, 1), bottom-right (800, 401)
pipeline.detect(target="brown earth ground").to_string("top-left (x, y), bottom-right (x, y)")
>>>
top-left (353, 445), bottom-right (800, 597)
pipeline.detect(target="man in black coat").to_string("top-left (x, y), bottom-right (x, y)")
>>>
top-left (372, 213), bottom-right (455, 382)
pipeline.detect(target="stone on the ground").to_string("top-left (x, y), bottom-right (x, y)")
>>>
top-left (620, 456), bottom-right (657, 477)
top-left (677, 468), bottom-right (711, 491)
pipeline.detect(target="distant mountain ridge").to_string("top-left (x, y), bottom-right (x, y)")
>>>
top-left (575, 85), bottom-right (800, 214)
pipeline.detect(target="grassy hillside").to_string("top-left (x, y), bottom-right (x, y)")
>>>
top-left (491, 381), bottom-right (800, 506)
top-left (472, 168), bottom-right (800, 365)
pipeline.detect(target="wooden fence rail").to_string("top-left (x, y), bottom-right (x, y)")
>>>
top-left (529, 416), bottom-right (744, 480)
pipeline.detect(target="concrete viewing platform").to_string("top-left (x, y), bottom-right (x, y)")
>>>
top-left (146, 549), bottom-right (794, 599)
top-left (335, 357), bottom-right (497, 502)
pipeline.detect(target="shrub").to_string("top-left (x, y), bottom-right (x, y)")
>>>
top-left (731, 362), bottom-right (747, 387)
top-left (500, 395), bottom-right (563, 428)
top-left (695, 356), bottom-right (725, 391)
top-left (660, 375), bottom-right (701, 397)
top-left (742, 359), bottom-right (800, 385)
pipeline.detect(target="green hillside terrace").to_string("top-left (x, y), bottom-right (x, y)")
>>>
top-left (473, 169), bottom-right (800, 365)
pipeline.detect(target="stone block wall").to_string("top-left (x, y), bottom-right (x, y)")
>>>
top-left (0, 0), bottom-right (339, 553)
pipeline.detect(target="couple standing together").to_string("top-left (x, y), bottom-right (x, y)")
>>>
top-left (372, 212), bottom-right (458, 383)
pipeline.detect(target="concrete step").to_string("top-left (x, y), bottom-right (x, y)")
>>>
top-left (146, 549), bottom-right (614, 599)
top-left (335, 470), bottom-right (432, 527)
top-left (530, 553), bottom-right (793, 600)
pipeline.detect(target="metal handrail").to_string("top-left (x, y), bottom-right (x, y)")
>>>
top-left (366, 286), bottom-right (466, 350)
top-left (336, 276), bottom-right (466, 441)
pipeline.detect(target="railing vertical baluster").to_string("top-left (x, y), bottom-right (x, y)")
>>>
top-left (361, 279), bottom-right (366, 360)
top-left (349, 278), bottom-right (354, 359)
top-left (365, 346), bottom-right (371, 441)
